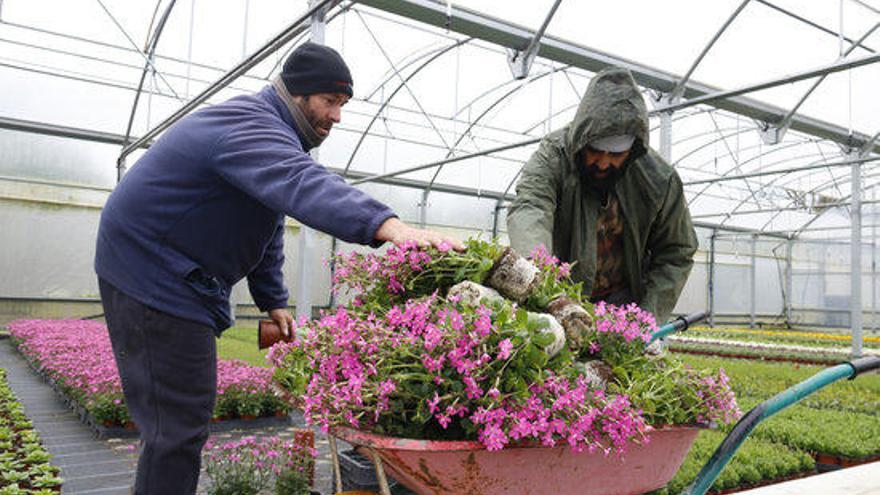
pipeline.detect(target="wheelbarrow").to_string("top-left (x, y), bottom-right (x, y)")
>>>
top-left (324, 311), bottom-right (880, 495)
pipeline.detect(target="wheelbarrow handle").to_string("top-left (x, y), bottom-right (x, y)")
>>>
top-left (682, 355), bottom-right (880, 495)
top-left (649, 310), bottom-right (709, 343)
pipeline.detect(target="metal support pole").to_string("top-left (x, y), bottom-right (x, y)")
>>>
top-left (295, 0), bottom-right (329, 322)
top-left (491, 198), bottom-right (504, 238)
top-left (785, 238), bottom-right (794, 327)
top-left (873, 189), bottom-right (877, 331)
top-left (654, 51), bottom-right (880, 115)
top-left (750, 233), bottom-right (758, 328)
top-left (360, 0), bottom-right (880, 155)
top-left (118, 0), bottom-right (338, 163)
top-left (668, 0), bottom-right (752, 102)
top-left (507, 0), bottom-right (563, 79)
top-left (709, 230), bottom-right (717, 327)
top-left (418, 189), bottom-right (429, 228)
top-left (660, 110), bottom-right (672, 162)
top-left (851, 152), bottom-right (863, 357)
top-left (764, 22), bottom-right (880, 145)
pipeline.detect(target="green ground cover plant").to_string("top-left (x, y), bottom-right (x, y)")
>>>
top-left (651, 429), bottom-right (814, 495)
top-left (742, 399), bottom-right (880, 459)
top-left (0, 369), bottom-right (63, 493)
top-left (678, 355), bottom-right (880, 462)
top-left (679, 354), bottom-right (880, 416)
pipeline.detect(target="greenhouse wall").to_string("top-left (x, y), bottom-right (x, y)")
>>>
top-left (1, 129), bottom-right (878, 331)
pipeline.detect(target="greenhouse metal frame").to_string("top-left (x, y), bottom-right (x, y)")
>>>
top-left (1, 0), bottom-right (878, 356)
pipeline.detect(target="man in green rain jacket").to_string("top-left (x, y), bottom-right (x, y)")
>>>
top-left (507, 67), bottom-right (697, 324)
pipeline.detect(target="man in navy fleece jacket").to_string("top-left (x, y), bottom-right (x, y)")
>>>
top-left (95, 42), bottom-right (461, 494)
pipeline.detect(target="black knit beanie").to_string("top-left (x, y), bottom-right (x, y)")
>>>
top-left (280, 42), bottom-right (353, 97)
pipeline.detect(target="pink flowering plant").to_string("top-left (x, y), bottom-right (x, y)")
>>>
top-left (270, 295), bottom-right (649, 453)
top-left (8, 320), bottom-right (286, 427)
top-left (272, 239), bottom-right (740, 453)
top-left (203, 434), bottom-right (316, 495)
top-left (331, 238), bottom-right (505, 311)
top-left (524, 245), bottom-right (583, 310)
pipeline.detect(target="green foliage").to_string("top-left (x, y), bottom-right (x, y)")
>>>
top-left (611, 355), bottom-right (711, 426)
top-left (88, 393), bottom-right (129, 426)
top-left (747, 404), bottom-right (880, 459)
top-left (274, 468), bottom-right (313, 495)
top-left (678, 354), bottom-right (880, 415)
top-left (650, 430), bottom-right (814, 495)
top-left (213, 389), bottom-right (240, 419)
top-left (404, 238), bottom-right (506, 295)
top-left (676, 355), bottom-right (880, 463)
top-left (207, 473), bottom-right (262, 495)
top-left (0, 370), bottom-right (63, 491)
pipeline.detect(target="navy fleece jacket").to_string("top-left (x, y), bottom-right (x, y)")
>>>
top-left (95, 86), bottom-right (396, 332)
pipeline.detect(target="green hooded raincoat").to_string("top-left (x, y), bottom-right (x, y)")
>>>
top-left (507, 68), bottom-right (698, 324)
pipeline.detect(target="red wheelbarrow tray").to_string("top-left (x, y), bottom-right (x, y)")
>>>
top-left (332, 424), bottom-right (704, 495)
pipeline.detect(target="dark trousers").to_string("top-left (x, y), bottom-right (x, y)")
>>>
top-left (99, 279), bottom-right (217, 495)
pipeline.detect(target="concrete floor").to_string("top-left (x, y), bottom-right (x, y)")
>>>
top-left (737, 461), bottom-right (879, 495)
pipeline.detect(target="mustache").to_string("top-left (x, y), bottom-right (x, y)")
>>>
top-left (579, 163), bottom-right (627, 191)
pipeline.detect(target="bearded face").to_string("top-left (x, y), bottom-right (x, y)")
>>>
top-left (295, 93), bottom-right (349, 138)
top-left (579, 145), bottom-right (631, 192)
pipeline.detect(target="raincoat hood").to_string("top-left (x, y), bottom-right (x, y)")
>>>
top-left (565, 67), bottom-right (649, 167)
top-left (507, 67), bottom-right (697, 324)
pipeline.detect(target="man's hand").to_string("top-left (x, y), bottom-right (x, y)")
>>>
top-left (375, 217), bottom-right (465, 251)
top-left (267, 308), bottom-right (294, 338)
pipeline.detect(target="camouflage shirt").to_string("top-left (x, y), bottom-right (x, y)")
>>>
top-left (590, 192), bottom-right (628, 301)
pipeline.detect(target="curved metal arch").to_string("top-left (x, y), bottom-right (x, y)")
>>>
top-left (680, 135), bottom-right (819, 177)
top-left (686, 137), bottom-right (817, 206)
top-left (261, 1), bottom-right (357, 79)
top-left (688, 150), bottom-right (831, 210)
top-left (769, 22), bottom-right (880, 140)
top-left (673, 127), bottom-right (756, 168)
top-left (363, 41), bottom-right (458, 101)
top-left (791, 181), bottom-right (880, 238)
top-left (716, 150), bottom-right (855, 227)
top-left (760, 167), bottom-right (880, 235)
top-left (342, 38), bottom-right (471, 175)
top-left (770, 148), bottom-right (855, 194)
top-left (120, 0), bottom-right (179, 181)
top-left (518, 100), bottom-right (713, 139)
top-left (448, 59), bottom-right (565, 123)
top-left (423, 65), bottom-right (571, 195)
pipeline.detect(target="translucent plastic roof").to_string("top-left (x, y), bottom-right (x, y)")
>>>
top-left (1, 0), bottom-right (878, 239)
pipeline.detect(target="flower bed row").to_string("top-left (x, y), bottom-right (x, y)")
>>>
top-left (678, 356), bottom-right (879, 465)
top-left (686, 326), bottom-right (880, 350)
top-left (0, 368), bottom-right (63, 493)
top-left (745, 400), bottom-right (880, 461)
top-left (650, 429), bottom-right (815, 495)
top-left (653, 353), bottom-right (879, 493)
top-left (668, 337), bottom-right (861, 366)
top-left (681, 354), bottom-right (880, 417)
top-left (8, 319), bottom-right (289, 433)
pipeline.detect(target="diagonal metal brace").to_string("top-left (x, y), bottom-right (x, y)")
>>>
top-left (507, 0), bottom-right (563, 79)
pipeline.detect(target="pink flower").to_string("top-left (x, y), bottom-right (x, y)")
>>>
top-left (497, 339), bottom-right (513, 360)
